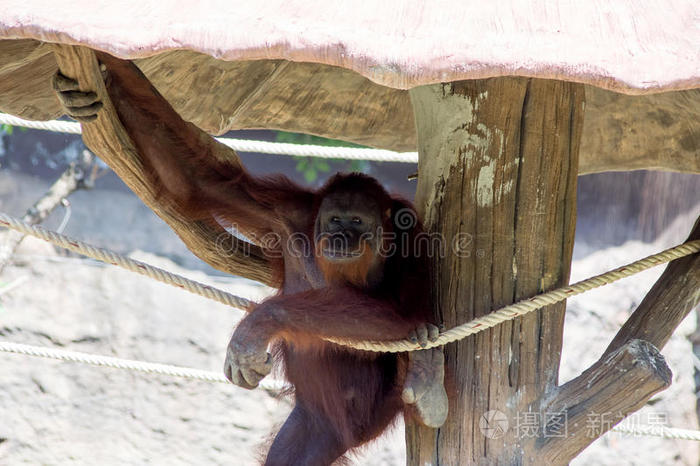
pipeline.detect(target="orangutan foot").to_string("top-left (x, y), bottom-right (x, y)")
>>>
top-left (402, 347), bottom-right (448, 428)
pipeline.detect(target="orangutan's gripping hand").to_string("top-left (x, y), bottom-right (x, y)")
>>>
top-left (223, 330), bottom-right (273, 390)
top-left (52, 71), bottom-right (105, 122)
top-left (408, 323), bottom-right (440, 348)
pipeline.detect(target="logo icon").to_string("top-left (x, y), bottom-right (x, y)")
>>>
top-left (393, 208), bottom-right (417, 229)
top-left (479, 410), bottom-right (509, 439)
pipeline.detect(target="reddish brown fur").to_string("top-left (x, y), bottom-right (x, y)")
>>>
top-left (316, 239), bottom-right (378, 288)
top-left (95, 52), bottom-right (434, 466)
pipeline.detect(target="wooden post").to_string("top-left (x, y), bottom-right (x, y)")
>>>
top-left (407, 78), bottom-right (583, 464)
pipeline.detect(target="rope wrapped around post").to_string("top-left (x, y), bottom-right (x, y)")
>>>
top-left (1, 212), bottom-right (698, 353)
top-left (329, 239), bottom-right (700, 352)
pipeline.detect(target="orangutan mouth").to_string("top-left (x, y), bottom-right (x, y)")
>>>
top-left (322, 248), bottom-right (362, 260)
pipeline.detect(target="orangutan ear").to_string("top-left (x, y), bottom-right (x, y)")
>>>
top-left (384, 208), bottom-right (391, 221)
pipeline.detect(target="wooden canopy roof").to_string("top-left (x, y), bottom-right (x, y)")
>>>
top-left (1, 0), bottom-right (698, 173)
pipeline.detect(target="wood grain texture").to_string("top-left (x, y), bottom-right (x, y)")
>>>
top-left (137, 52), bottom-right (416, 150)
top-left (580, 88), bottom-right (700, 174)
top-left (50, 45), bottom-right (275, 286)
top-left (407, 77), bottom-right (582, 464)
top-left (1, 40), bottom-right (697, 174)
top-left (0, 40), bottom-right (62, 121)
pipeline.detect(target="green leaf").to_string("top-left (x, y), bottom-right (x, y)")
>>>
top-left (349, 160), bottom-right (371, 173)
top-left (304, 169), bottom-right (317, 183)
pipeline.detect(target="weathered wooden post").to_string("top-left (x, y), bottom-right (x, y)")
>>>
top-left (405, 78), bottom-right (673, 464)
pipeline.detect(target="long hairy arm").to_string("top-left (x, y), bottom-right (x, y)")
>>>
top-left (95, 52), bottom-right (314, 239)
top-left (234, 287), bottom-right (423, 347)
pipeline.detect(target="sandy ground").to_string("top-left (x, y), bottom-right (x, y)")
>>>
top-left (0, 170), bottom-right (698, 465)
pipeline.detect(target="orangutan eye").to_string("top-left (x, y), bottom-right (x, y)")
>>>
top-left (331, 216), bottom-right (340, 223)
top-left (352, 217), bottom-right (362, 224)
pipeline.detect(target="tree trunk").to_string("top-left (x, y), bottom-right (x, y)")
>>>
top-left (406, 78), bottom-right (583, 464)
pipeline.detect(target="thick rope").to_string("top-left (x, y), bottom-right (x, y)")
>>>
top-left (1, 340), bottom-right (695, 440)
top-left (332, 239), bottom-right (700, 352)
top-left (0, 213), bottom-right (252, 311)
top-left (1, 212), bottom-right (698, 353)
top-left (610, 424), bottom-right (700, 441)
top-left (0, 341), bottom-right (284, 390)
top-left (1, 340), bottom-right (696, 442)
top-left (0, 113), bottom-right (418, 163)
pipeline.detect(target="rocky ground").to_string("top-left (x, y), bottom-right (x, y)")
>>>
top-left (0, 169), bottom-right (698, 465)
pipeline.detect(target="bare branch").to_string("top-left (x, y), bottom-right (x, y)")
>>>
top-left (0, 150), bottom-right (96, 271)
